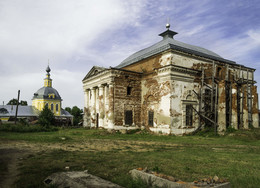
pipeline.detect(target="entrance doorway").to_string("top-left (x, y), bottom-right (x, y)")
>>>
top-left (96, 113), bottom-right (99, 128)
top-left (125, 110), bottom-right (133, 125)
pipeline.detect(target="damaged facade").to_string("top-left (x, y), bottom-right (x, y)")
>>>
top-left (82, 25), bottom-right (259, 134)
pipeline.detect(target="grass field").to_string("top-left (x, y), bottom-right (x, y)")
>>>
top-left (0, 127), bottom-right (260, 188)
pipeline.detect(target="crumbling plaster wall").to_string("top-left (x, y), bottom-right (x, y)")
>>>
top-left (113, 72), bottom-right (142, 127)
top-left (122, 52), bottom-right (201, 134)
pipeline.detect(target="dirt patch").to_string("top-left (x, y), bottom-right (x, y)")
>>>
top-left (0, 148), bottom-right (31, 188)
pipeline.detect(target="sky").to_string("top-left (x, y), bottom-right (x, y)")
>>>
top-left (1, 0), bottom-right (260, 109)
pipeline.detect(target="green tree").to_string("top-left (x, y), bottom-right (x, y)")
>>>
top-left (7, 99), bottom-right (28, 106)
top-left (65, 106), bottom-right (83, 126)
top-left (38, 106), bottom-right (55, 127)
top-left (20, 100), bottom-right (28, 106)
top-left (65, 107), bottom-right (72, 114)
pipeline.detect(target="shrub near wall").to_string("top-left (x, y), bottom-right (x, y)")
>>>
top-left (0, 123), bottom-right (58, 132)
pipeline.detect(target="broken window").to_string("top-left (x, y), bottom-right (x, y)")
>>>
top-left (148, 111), bottom-right (154, 126)
top-left (217, 67), bottom-right (222, 79)
top-left (186, 104), bottom-right (193, 127)
top-left (125, 110), bottom-right (133, 125)
top-left (127, 86), bottom-right (132, 95)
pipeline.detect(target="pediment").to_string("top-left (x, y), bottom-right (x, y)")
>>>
top-left (82, 66), bottom-right (107, 81)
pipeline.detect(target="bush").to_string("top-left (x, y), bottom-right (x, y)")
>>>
top-left (38, 106), bottom-right (55, 127)
top-left (0, 123), bottom-right (58, 132)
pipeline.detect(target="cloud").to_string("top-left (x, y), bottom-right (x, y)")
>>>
top-left (1, 0), bottom-right (260, 108)
top-left (0, 0), bottom-right (146, 107)
top-left (0, 0), bottom-right (145, 72)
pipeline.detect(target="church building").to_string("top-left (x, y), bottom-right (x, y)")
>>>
top-left (32, 65), bottom-right (62, 116)
top-left (82, 24), bottom-right (259, 134)
top-left (0, 65), bottom-right (72, 124)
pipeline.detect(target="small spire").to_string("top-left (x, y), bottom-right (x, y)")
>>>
top-left (159, 20), bottom-right (178, 40)
top-left (46, 63), bottom-right (51, 74)
top-left (166, 17), bottom-right (170, 30)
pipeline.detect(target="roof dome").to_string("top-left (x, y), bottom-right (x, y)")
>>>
top-left (116, 28), bottom-right (235, 68)
top-left (33, 87), bottom-right (62, 100)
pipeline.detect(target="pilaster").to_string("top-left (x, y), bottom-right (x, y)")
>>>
top-left (242, 85), bottom-right (249, 129)
top-left (231, 83), bottom-right (238, 129)
top-left (252, 85), bottom-right (259, 128)
top-left (217, 80), bottom-right (226, 131)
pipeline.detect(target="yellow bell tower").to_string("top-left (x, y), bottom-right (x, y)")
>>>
top-left (32, 65), bottom-right (62, 116)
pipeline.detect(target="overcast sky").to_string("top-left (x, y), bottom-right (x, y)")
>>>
top-left (1, 0), bottom-right (260, 109)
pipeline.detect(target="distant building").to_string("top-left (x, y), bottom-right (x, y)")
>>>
top-left (82, 25), bottom-right (259, 134)
top-left (0, 66), bottom-right (72, 124)
top-left (32, 65), bottom-right (62, 116)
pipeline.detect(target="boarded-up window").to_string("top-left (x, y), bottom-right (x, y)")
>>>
top-left (148, 111), bottom-right (154, 126)
top-left (125, 110), bottom-right (133, 125)
top-left (186, 104), bottom-right (193, 126)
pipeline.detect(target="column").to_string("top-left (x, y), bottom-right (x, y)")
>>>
top-left (90, 88), bottom-right (96, 127)
top-left (217, 80), bottom-right (226, 131)
top-left (231, 83), bottom-right (238, 129)
top-left (98, 85), bottom-right (105, 127)
top-left (252, 85), bottom-right (259, 128)
top-left (83, 89), bottom-right (90, 127)
top-left (95, 87), bottom-right (99, 114)
top-left (242, 85), bottom-right (249, 129)
top-left (104, 84), bottom-right (109, 127)
top-left (107, 82), bottom-right (115, 129)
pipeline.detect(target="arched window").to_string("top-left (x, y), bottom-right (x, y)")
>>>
top-left (51, 104), bottom-right (54, 111)
top-left (56, 104), bottom-right (59, 111)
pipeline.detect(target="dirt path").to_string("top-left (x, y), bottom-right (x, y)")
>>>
top-left (0, 148), bottom-right (30, 188)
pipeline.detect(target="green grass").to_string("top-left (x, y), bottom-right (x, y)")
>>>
top-left (1, 127), bottom-right (260, 188)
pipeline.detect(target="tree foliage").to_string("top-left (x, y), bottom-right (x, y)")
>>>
top-left (65, 106), bottom-right (83, 126)
top-left (38, 106), bottom-right (55, 127)
top-left (7, 99), bottom-right (28, 106)
top-left (65, 107), bottom-right (72, 114)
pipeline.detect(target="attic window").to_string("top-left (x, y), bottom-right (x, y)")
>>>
top-left (127, 86), bottom-right (132, 95)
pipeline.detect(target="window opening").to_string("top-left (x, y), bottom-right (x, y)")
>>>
top-left (127, 87), bottom-right (132, 95)
top-left (186, 104), bottom-right (193, 127)
top-left (125, 110), bottom-right (133, 125)
top-left (148, 111), bottom-right (154, 126)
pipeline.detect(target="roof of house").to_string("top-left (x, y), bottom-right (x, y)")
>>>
top-left (116, 28), bottom-right (236, 68)
top-left (0, 105), bottom-right (72, 118)
top-left (0, 105), bottom-right (40, 117)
